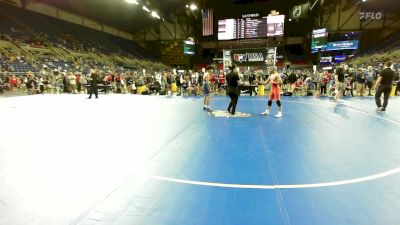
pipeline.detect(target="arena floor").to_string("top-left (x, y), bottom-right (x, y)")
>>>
top-left (1, 94), bottom-right (400, 225)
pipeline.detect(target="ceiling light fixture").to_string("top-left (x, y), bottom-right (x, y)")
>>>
top-left (151, 11), bottom-right (161, 19)
top-left (189, 3), bottom-right (198, 11)
top-left (142, 6), bottom-right (151, 12)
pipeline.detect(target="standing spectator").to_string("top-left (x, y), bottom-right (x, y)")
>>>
top-left (115, 73), bottom-right (122, 93)
top-left (76, 72), bottom-right (82, 93)
top-left (249, 70), bottom-right (256, 85)
top-left (209, 69), bottom-right (215, 92)
top-left (166, 73), bottom-right (174, 95)
top-left (155, 72), bottom-right (162, 86)
top-left (181, 73), bottom-right (189, 96)
top-left (22, 75), bottom-right (28, 94)
top-left (68, 72), bottom-right (77, 93)
top-left (356, 68), bottom-right (366, 96)
top-left (126, 74), bottom-right (134, 94)
top-left (217, 71), bottom-right (225, 94)
top-left (394, 69), bottom-right (399, 96)
top-left (80, 73), bottom-right (87, 93)
top-left (62, 72), bottom-right (69, 93)
top-left (9, 74), bottom-right (18, 92)
top-left (286, 71), bottom-right (297, 92)
top-left (0, 76), bottom-right (4, 94)
top-left (334, 66), bottom-right (345, 102)
top-left (38, 76), bottom-right (45, 94)
top-left (175, 73), bottom-right (182, 95)
top-left (319, 71), bottom-right (331, 96)
top-left (87, 69), bottom-right (99, 99)
top-left (344, 75), bottom-right (354, 98)
top-left (365, 66), bottom-right (375, 96)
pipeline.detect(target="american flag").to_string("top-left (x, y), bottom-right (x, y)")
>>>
top-left (202, 9), bottom-right (214, 36)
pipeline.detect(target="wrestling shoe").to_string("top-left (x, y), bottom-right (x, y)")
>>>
top-left (376, 107), bottom-right (384, 112)
top-left (260, 110), bottom-right (270, 116)
top-left (275, 112), bottom-right (283, 118)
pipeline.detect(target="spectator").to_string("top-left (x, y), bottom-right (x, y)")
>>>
top-left (319, 71), bottom-right (331, 96)
top-left (217, 71), bottom-right (225, 94)
top-left (0, 76), bottom-right (4, 94)
top-left (67, 72), bottom-right (77, 93)
top-left (80, 74), bottom-right (87, 93)
top-left (9, 74), bottom-right (18, 92)
top-left (365, 66), bottom-right (375, 96)
top-left (334, 66), bottom-right (345, 102)
top-left (355, 68), bottom-right (366, 97)
top-left (76, 72), bottom-right (82, 93)
top-left (292, 78), bottom-right (305, 96)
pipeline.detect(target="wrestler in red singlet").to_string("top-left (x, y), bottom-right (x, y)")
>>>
top-left (261, 70), bottom-right (283, 118)
top-left (269, 77), bottom-right (281, 102)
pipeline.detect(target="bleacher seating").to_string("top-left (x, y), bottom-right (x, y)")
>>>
top-left (349, 31), bottom-right (400, 65)
top-left (0, 2), bottom-right (159, 72)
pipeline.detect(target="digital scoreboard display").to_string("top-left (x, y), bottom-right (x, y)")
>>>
top-left (183, 40), bottom-right (195, 55)
top-left (218, 15), bottom-right (285, 40)
top-left (311, 28), bottom-right (328, 52)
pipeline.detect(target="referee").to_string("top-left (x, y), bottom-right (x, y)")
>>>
top-left (226, 65), bottom-right (240, 115)
top-left (87, 69), bottom-right (99, 99)
top-left (374, 62), bottom-right (395, 112)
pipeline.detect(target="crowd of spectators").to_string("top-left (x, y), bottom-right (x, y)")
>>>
top-left (1, 63), bottom-right (399, 97)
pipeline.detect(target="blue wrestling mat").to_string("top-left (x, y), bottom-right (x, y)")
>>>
top-left (0, 95), bottom-right (399, 225)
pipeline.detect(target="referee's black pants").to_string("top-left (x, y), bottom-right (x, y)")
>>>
top-left (375, 85), bottom-right (392, 110)
top-left (227, 87), bottom-right (240, 115)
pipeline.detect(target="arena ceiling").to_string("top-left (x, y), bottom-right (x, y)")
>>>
top-left (30, 0), bottom-right (314, 35)
top-left (27, 0), bottom-right (191, 33)
top-left (24, 0), bottom-right (400, 35)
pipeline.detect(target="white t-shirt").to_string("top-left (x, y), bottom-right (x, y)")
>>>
top-left (203, 72), bottom-right (209, 85)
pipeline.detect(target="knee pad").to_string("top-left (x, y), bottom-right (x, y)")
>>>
top-left (277, 100), bottom-right (281, 107)
top-left (268, 100), bottom-right (272, 107)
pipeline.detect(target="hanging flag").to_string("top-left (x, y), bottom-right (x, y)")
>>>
top-left (202, 9), bottom-right (214, 36)
top-left (290, 2), bottom-right (310, 20)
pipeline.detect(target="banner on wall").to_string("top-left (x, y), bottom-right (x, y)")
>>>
top-left (326, 40), bottom-right (359, 51)
top-left (231, 48), bottom-right (268, 66)
top-left (334, 55), bottom-right (346, 63)
top-left (320, 56), bottom-right (332, 64)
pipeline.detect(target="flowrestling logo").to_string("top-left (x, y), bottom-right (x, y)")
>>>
top-left (233, 53), bottom-right (264, 63)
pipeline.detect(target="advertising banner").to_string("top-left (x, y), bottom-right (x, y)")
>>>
top-left (320, 56), bottom-right (332, 64)
top-left (230, 48), bottom-right (271, 66)
top-left (334, 55), bottom-right (346, 63)
top-left (327, 40), bottom-right (359, 51)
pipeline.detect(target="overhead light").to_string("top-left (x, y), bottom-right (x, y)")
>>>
top-left (362, 0), bottom-right (367, 2)
top-left (125, 0), bottom-right (139, 5)
top-left (142, 6), bottom-right (151, 12)
top-left (151, 11), bottom-right (160, 19)
top-left (189, 3), bottom-right (197, 11)
top-left (185, 4), bottom-right (189, 8)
